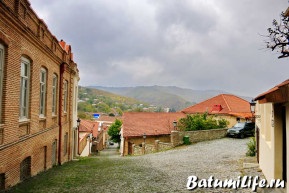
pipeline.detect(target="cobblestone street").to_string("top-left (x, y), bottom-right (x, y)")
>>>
top-left (8, 137), bottom-right (267, 193)
top-left (126, 137), bottom-right (253, 193)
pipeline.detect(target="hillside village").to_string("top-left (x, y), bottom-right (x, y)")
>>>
top-left (1, 0), bottom-right (289, 192)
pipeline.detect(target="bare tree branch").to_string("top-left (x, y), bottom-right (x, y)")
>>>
top-left (265, 11), bottom-right (289, 59)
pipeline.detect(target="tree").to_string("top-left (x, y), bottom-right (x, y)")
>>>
top-left (266, 12), bottom-right (289, 58)
top-left (177, 113), bottom-right (229, 131)
top-left (108, 119), bottom-right (122, 143)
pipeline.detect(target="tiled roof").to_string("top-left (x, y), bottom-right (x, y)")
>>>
top-left (96, 115), bottom-right (121, 123)
top-left (79, 120), bottom-right (99, 138)
top-left (181, 94), bottom-right (251, 118)
top-left (122, 112), bottom-right (186, 137)
top-left (255, 79), bottom-right (289, 100)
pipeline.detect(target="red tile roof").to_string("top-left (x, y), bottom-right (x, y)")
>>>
top-left (122, 112), bottom-right (186, 137)
top-left (96, 115), bottom-right (122, 123)
top-left (181, 94), bottom-right (252, 118)
top-left (79, 120), bottom-right (99, 138)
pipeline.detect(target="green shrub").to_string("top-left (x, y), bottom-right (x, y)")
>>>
top-left (177, 113), bottom-right (229, 131)
top-left (183, 136), bottom-right (191, 145)
top-left (246, 137), bottom-right (256, 157)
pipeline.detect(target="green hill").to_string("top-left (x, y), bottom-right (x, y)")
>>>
top-left (90, 85), bottom-right (230, 111)
top-left (78, 86), bottom-right (159, 119)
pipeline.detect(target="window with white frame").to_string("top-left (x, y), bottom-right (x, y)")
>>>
top-left (20, 57), bottom-right (30, 120)
top-left (63, 80), bottom-right (68, 113)
top-left (0, 44), bottom-right (4, 124)
top-left (52, 74), bottom-right (57, 115)
top-left (39, 68), bottom-right (47, 117)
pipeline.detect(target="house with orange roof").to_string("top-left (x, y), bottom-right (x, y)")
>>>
top-left (78, 120), bottom-right (106, 155)
top-left (181, 94), bottom-right (253, 127)
top-left (254, 79), bottom-right (289, 189)
top-left (120, 112), bottom-right (186, 156)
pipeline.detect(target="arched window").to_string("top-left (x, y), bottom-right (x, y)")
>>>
top-left (52, 74), bottom-right (58, 115)
top-left (39, 68), bottom-right (47, 117)
top-left (63, 80), bottom-right (68, 113)
top-left (20, 57), bottom-right (30, 120)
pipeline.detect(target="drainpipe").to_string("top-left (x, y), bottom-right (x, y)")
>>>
top-left (58, 63), bottom-right (65, 165)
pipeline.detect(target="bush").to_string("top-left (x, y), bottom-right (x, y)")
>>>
top-left (183, 136), bottom-right (191, 145)
top-left (178, 113), bottom-right (229, 131)
top-left (246, 137), bottom-right (256, 157)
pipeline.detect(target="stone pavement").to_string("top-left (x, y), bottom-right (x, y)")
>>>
top-left (241, 156), bottom-right (286, 193)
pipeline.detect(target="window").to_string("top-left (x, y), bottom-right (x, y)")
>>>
top-left (52, 74), bottom-right (57, 115)
top-left (39, 68), bottom-right (46, 117)
top-left (0, 44), bottom-right (4, 123)
top-left (20, 57), bottom-right (30, 120)
top-left (63, 80), bottom-right (68, 112)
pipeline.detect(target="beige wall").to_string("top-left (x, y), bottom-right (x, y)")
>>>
top-left (256, 102), bottom-right (275, 181)
top-left (205, 114), bottom-right (246, 128)
top-left (256, 101), bottom-right (289, 193)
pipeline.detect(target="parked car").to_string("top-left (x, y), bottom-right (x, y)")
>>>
top-left (109, 141), bottom-right (114, 145)
top-left (227, 122), bottom-right (255, 138)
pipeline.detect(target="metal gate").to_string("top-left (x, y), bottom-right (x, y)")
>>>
top-left (20, 156), bottom-right (31, 181)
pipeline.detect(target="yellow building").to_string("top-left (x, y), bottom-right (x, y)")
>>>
top-left (182, 94), bottom-right (253, 128)
top-left (255, 79), bottom-right (289, 192)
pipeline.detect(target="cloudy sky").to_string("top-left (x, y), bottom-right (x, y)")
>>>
top-left (30, 0), bottom-right (289, 97)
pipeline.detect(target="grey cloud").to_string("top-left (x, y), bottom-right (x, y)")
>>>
top-left (30, 0), bottom-right (289, 97)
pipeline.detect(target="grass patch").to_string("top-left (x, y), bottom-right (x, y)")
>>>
top-left (6, 156), bottom-right (167, 193)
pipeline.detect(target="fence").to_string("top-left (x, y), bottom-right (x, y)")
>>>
top-left (132, 128), bottom-right (228, 155)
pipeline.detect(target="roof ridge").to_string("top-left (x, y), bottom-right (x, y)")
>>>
top-left (222, 94), bottom-right (231, 112)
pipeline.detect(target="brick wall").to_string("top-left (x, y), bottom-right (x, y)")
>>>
top-left (0, 0), bottom-right (79, 190)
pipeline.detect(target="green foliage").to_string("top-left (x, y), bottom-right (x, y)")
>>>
top-left (183, 136), bottom-right (191, 145)
top-left (78, 112), bottom-right (93, 120)
top-left (178, 113), bottom-right (229, 131)
top-left (78, 102), bottom-right (95, 112)
top-left (108, 119), bottom-right (122, 143)
top-left (246, 137), bottom-right (256, 157)
top-left (78, 86), bottom-right (151, 115)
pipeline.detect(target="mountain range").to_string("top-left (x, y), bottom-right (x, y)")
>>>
top-left (89, 85), bottom-right (252, 111)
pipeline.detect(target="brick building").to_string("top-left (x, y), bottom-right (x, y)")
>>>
top-left (0, 0), bottom-right (79, 190)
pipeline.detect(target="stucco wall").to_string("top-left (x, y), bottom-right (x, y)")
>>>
top-left (256, 103), bottom-right (275, 181)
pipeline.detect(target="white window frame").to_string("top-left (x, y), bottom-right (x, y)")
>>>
top-left (0, 44), bottom-right (4, 124)
top-left (63, 80), bottom-right (68, 113)
top-left (20, 57), bottom-right (30, 120)
top-left (39, 68), bottom-right (47, 117)
top-left (52, 74), bottom-right (58, 116)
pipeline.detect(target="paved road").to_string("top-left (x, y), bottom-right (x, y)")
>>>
top-left (98, 137), bottom-right (253, 192)
top-left (5, 137), bottom-right (272, 193)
